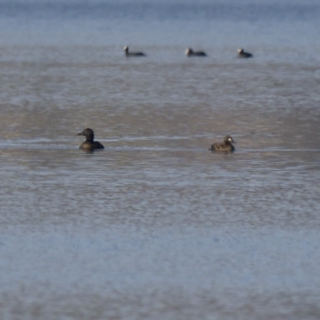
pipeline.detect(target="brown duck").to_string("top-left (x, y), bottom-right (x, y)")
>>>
top-left (209, 135), bottom-right (235, 153)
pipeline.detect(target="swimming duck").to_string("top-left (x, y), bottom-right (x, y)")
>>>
top-left (237, 48), bottom-right (253, 58)
top-left (77, 128), bottom-right (104, 151)
top-left (185, 48), bottom-right (207, 57)
top-left (124, 46), bottom-right (146, 57)
top-left (209, 135), bottom-right (235, 153)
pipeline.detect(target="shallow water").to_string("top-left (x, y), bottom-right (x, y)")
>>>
top-left (0, 0), bottom-right (320, 319)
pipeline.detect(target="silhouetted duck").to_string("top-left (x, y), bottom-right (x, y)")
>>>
top-left (124, 46), bottom-right (146, 57)
top-left (209, 135), bottom-right (235, 153)
top-left (237, 48), bottom-right (253, 58)
top-left (185, 48), bottom-right (207, 57)
top-left (77, 128), bottom-right (104, 151)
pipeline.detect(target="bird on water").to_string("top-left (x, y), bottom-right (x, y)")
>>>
top-left (77, 128), bottom-right (104, 151)
top-left (185, 48), bottom-right (207, 57)
top-left (123, 46), bottom-right (146, 57)
top-left (209, 135), bottom-right (235, 153)
top-left (237, 48), bottom-right (253, 58)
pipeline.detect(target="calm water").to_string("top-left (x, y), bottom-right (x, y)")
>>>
top-left (0, 0), bottom-right (320, 319)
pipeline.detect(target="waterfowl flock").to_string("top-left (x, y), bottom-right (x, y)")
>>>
top-left (124, 46), bottom-right (253, 59)
top-left (76, 46), bottom-right (252, 152)
top-left (77, 129), bottom-right (235, 153)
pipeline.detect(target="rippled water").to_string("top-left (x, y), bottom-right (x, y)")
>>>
top-left (0, 0), bottom-right (320, 319)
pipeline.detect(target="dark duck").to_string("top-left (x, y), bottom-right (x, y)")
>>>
top-left (124, 46), bottom-right (146, 57)
top-left (237, 48), bottom-right (253, 58)
top-left (77, 128), bottom-right (104, 151)
top-left (185, 48), bottom-right (207, 57)
top-left (209, 135), bottom-right (235, 153)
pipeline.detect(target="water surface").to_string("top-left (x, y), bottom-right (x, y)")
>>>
top-left (0, 0), bottom-right (320, 319)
